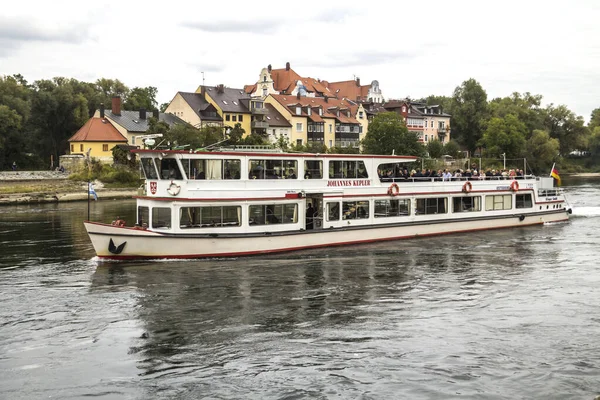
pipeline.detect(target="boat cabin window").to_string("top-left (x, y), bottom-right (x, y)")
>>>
top-left (485, 194), bottom-right (512, 211)
top-left (515, 194), bottom-right (533, 209)
top-left (326, 202), bottom-right (340, 221)
top-left (141, 158), bottom-right (159, 180)
top-left (156, 158), bottom-right (183, 180)
top-left (152, 207), bottom-right (171, 229)
top-left (249, 203), bottom-right (298, 225)
top-left (138, 206), bottom-right (149, 228)
top-left (249, 159), bottom-right (298, 179)
top-left (416, 197), bottom-right (447, 215)
top-left (329, 161), bottom-right (368, 179)
top-left (342, 201), bottom-right (369, 220)
top-left (452, 196), bottom-right (482, 213)
top-left (374, 199), bottom-right (410, 217)
top-left (304, 160), bottom-right (323, 179)
top-left (179, 206), bottom-right (241, 228)
top-left (182, 158), bottom-right (241, 180)
top-left (378, 163), bottom-right (406, 181)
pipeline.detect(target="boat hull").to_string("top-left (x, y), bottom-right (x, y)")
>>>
top-left (85, 210), bottom-right (569, 260)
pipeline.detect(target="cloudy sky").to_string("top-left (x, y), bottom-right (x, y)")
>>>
top-left (1, 0), bottom-right (598, 120)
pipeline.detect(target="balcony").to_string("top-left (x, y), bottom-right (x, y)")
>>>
top-left (251, 106), bottom-right (268, 114)
top-left (335, 132), bottom-right (359, 141)
top-left (438, 127), bottom-right (447, 133)
top-left (252, 121), bottom-right (269, 129)
top-left (307, 132), bottom-right (324, 141)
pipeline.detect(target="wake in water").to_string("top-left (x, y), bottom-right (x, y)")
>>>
top-left (570, 206), bottom-right (600, 217)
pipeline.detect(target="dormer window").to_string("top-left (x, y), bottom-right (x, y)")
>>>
top-left (402, 106), bottom-right (406, 112)
top-left (319, 108), bottom-right (323, 116)
top-left (296, 106), bottom-right (301, 115)
top-left (307, 108), bottom-right (311, 116)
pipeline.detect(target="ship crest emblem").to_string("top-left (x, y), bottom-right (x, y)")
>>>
top-left (150, 181), bottom-right (157, 195)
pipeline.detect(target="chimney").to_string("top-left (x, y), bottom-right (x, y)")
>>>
top-left (217, 84), bottom-right (224, 93)
top-left (296, 92), bottom-right (301, 100)
top-left (285, 62), bottom-right (290, 71)
top-left (139, 108), bottom-right (146, 120)
top-left (153, 109), bottom-right (159, 119)
top-left (200, 85), bottom-right (206, 97)
top-left (267, 64), bottom-right (272, 72)
top-left (111, 96), bottom-right (121, 116)
top-left (356, 77), bottom-right (360, 87)
top-left (100, 103), bottom-right (105, 118)
top-left (324, 96), bottom-right (328, 103)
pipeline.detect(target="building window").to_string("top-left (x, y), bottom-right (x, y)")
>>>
top-left (402, 106), bottom-right (406, 112)
top-left (296, 139), bottom-right (303, 146)
top-left (263, 76), bottom-right (267, 82)
top-left (80, 144), bottom-right (84, 152)
top-left (249, 204), bottom-right (298, 225)
top-left (70, 144), bottom-right (74, 153)
top-left (239, 115), bottom-right (243, 122)
top-left (431, 121), bottom-right (434, 128)
top-left (226, 114), bottom-right (230, 121)
top-left (358, 111), bottom-right (364, 119)
top-left (296, 123), bottom-right (303, 132)
top-left (328, 140), bottom-right (332, 148)
top-left (102, 144), bottom-right (108, 151)
top-left (232, 115), bottom-right (237, 122)
top-left (329, 124), bottom-right (332, 133)
top-left (263, 88), bottom-right (267, 97)
top-left (296, 106), bottom-right (301, 115)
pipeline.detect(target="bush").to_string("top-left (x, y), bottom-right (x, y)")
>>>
top-left (69, 161), bottom-right (140, 187)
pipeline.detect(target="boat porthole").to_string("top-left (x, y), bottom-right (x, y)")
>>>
top-left (547, 205), bottom-right (549, 209)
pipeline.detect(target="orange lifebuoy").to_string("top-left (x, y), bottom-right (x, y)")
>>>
top-left (510, 181), bottom-right (519, 192)
top-left (462, 181), bottom-right (473, 193)
top-left (388, 183), bottom-right (400, 196)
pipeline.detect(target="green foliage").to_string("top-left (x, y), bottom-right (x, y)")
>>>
top-left (112, 146), bottom-right (136, 168)
top-left (589, 108), bottom-right (600, 131)
top-left (423, 95), bottom-right (453, 114)
top-left (543, 104), bottom-right (588, 155)
top-left (123, 86), bottom-right (157, 111)
top-left (362, 112), bottom-right (424, 156)
top-left (227, 123), bottom-right (245, 145)
top-left (426, 139), bottom-right (444, 158)
top-left (328, 146), bottom-right (359, 154)
top-left (69, 162), bottom-right (140, 187)
top-left (275, 135), bottom-right (290, 151)
top-left (588, 126), bottom-right (600, 161)
top-left (479, 114), bottom-right (527, 158)
top-left (442, 140), bottom-right (461, 158)
top-left (488, 92), bottom-right (544, 136)
top-left (451, 78), bottom-right (488, 154)
top-left (525, 129), bottom-right (560, 173)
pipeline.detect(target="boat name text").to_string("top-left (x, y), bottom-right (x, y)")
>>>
top-left (327, 180), bottom-right (371, 187)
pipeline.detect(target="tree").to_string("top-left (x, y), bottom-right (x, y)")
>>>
top-left (442, 140), bottom-right (461, 158)
top-left (525, 129), bottom-right (560, 173)
top-left (424, 95), bottom-right (453, 114)
top-left (589, 108), bottom-right (600, 131)
top-left (479, 114), bottom-right (527, 158)
top-left (543, 104), bottom-right (587, 155)
top-left (426, 139), bottom-right (444, 158)
top-left (451, 78), bottom-right (488, 154)
top-left (227, 123), bottom-right (245, 145)
top-left (123, 86), bottom-right (157, 111)
top-left (362, 112), bottom-right (424, 156)
top-left (488, 92), bottom-right (545, 136)
top-left (0, 105), bottom-right (23, 168)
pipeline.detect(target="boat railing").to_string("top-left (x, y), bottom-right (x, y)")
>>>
top-left (216, 145), bottom-right (281, 153)
top-left (379, 175), bottom-right (536, 183)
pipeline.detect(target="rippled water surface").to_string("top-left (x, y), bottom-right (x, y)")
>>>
top-left (1, 180), bottom-right (600, 399)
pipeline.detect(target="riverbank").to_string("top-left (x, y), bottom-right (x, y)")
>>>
top-left (0, 171), bottom-right (137, 206)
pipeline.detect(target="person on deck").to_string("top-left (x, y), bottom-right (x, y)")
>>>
top-left (306, 203), bottom-right (315, 230)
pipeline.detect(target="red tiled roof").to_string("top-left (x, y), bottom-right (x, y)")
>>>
top-left (270, 95), bottom-right (360, 124)
top-left (68, 118), bottom-right (128, 142)
top-left (243, 84), bottom-right (256, 94)
top-left (326, 80), bottom-right (370, 101)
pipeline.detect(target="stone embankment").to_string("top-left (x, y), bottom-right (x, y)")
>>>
top-left (0, 171), bottom-right (136, 206)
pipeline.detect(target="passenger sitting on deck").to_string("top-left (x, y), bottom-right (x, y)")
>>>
top-left (196, 171), bottom-right (206, 179)
top-left (111, 217), bottom-right (126, 227)
top-left (287, 169), bottom-right (297, 179)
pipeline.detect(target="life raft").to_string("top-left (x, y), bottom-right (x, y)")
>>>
top-left (388, 183), bottom-right (400, 196)
top-left (462, 181), bottom-right (473, 193)
top-left (167, 181), bottom-right (181, 196)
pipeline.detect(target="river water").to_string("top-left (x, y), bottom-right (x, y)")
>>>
top-left (1, 179), bottom-right (599, 399)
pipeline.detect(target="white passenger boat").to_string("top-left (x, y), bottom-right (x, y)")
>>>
top-left (84, 148), bottom-right (571, 260)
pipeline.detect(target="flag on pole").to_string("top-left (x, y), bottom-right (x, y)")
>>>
top-left (88, 182), bottom-right (98, 200)
top-left (550, 164), bottom-right (561, 186)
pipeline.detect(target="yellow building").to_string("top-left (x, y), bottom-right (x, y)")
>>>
top-left (196, 85), bottom-right (252, 135)
top-left (68, 117), bottom-right (128, 162)
top-left (164, 92), bottom-right (223, 128)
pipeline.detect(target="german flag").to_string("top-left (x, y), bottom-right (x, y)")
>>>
top-left (550, 166), bottom-right (561, 186)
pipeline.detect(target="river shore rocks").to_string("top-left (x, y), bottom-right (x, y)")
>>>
top-left (0, 171), bottom-right (136, 205)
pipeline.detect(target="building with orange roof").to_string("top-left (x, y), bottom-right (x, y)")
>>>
top-left (246, 63), bottom-right (335, 99)
top-left (324, 77), bottom-right (384, 104)
top-left (266, 94), bottom-right (367, 148)
top-left (384, 100), bottom-right (451, 143)
top-left (68, 117), bottom-right (128, 162)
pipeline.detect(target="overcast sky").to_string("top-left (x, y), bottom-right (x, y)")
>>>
top-left (1, 0), bottom-right (598, 121)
